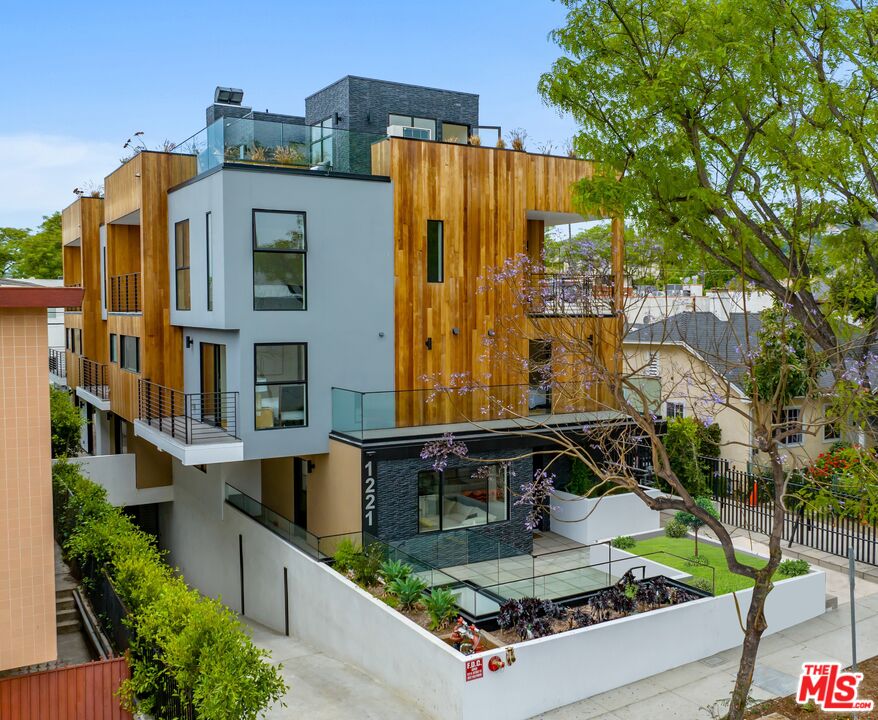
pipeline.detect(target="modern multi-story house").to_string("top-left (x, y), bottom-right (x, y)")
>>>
top-left (60, 76), bottom-right (626, 567)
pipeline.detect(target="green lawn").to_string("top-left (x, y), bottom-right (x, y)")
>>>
top-left (629, 535), bottom-right (782, 595)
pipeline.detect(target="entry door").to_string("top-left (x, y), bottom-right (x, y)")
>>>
top-left (200, 343), bottom-right (227, 427)
top-left (294, 459), bottom-right (307, 528)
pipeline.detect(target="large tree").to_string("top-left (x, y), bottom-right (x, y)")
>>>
top-left (538, 0), bottom-right (878, 369)
top-left (0, 212), bottom-right (63, 278)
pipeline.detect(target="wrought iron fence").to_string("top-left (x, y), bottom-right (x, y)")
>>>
top-left (704, 455), bottom-right (878, 565)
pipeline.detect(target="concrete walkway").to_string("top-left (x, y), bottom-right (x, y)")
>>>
top-left (244, 618), bottom-right (431, 720)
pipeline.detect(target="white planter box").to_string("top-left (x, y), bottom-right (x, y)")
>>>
top-left (551, 489), bottom-right (663, 544)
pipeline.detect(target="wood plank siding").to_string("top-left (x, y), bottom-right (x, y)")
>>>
top-left (372, 138), bottom-right (624, 422)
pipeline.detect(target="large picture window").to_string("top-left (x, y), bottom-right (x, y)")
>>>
top-left (255, 343), bottom-right (307, 429)
top-left (417, 466), bottom-right (508, 533)
top-left (389, 113), bottom-right (436, 140)
top-left (175, 220), bottom-right (191, 311)
top-left (253, 210), bottom-right (306, 310)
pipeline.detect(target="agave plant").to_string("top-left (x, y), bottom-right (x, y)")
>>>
top-left (387, 575), bottom-right (427, 610)
top-left (379, 559), bottom-right (412, 584)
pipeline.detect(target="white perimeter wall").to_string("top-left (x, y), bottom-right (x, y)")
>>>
top-left (68, 454), bottom-right (174, 506)
top-left (552, 490), bottom-right (662, 545)
top-left (160, 462), bottom-right (826, 720)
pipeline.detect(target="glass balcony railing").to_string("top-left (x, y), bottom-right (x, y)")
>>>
top-left (331, 383), bottom-right (609, 438)
top-left (173, 116), bottom-right (388, 176)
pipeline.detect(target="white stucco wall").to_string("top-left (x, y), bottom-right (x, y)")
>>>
top-left (551, 490), bottom-right (662, 545)
top-left (72, 454), bottom-right (174, 506)
top-left (160, 462), bottom-right (826, 720)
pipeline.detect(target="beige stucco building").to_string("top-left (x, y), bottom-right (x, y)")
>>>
top-left (0, 281), bottom-right (83, 671)
top-left (624, 312), bottom-right (853, 471)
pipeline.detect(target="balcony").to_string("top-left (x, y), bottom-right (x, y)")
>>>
top-left (173, 116), bottom-right (386, 177)
top-left (64, 283), bottom-right (82, 312)
top-left (331, 384), bottom-right (620, 441)
top-left (48, 348), bottom-right (67, 386)
top-left (76, 358), bottom-right (110, 410)
top-left (134, 379), bottom-right (243, 465)
top-left (109, 272), bottom-right (141, 313)
top-left (527, 274), bottom-right (618, 316)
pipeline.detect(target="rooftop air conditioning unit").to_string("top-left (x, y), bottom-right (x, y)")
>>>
top-left (387, 125), bottom-right (432, 140)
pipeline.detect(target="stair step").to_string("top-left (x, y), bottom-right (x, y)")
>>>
top-left (57, 619), bottom-right (81, 635)
top-left (56, 597), bottom-right (75, 612)
top-left (56, 608), bottom-right (79, 624)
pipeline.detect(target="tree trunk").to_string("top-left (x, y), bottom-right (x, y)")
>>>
top-left (726, 572), bottom-right (771, 719)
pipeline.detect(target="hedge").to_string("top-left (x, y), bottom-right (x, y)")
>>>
top-left (53, 460), bottom-right (287, 719)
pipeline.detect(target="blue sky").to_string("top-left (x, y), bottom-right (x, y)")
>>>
top-left (0, 0), bottom-right (580, 229)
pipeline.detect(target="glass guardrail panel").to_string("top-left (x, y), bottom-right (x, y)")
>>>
top-left (331, 389), bottom-right (363, 436)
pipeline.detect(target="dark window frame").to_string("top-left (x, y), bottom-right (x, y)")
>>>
top-left (310, 117), bottom-right (334, 165)
top-left (388, 113), bottom-right (438, 140)
top-left (253, 342), bottom-right (308, 431)
top-left (666, 401), bottom-right (684, 419)
top-left (109, 334), bottom-right (117, 363)
top-left (779, 406), bottom-right (803, 446)
top-left (417, 465), bottom-right (510, 534)
top-left (440, 122), bottom-right (470, 143)
top-left (427, 219), bottom-right (444, 283)
top-left (206, 211), bottom-right (213, 312)
top-left (175, 219), bottom-right (191, 311)
top-left (823, 407), bottom-right (841, 442)
top-left (252, 209), bottom-right (308, 312)
top-left (120, 334), bottom-right (140, 374)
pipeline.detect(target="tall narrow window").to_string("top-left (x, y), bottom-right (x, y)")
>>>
top-left (109, 334), bottom-right (117, 363)
top-left (120, 335), bottom-right (140, 373)
top-left (254, 343), bottom-right (307, 429)
top-left (779, 407), bottom-right (803, 445)
top-left (253, 210), bottom-right (306, 310)
top-left (205, 212), bottom-right (213, 311)
top-left (427, 220), bottom-right (444, 283)
top-left (310, 118), bottom-right (333, 165)
top-left (175, 220), bottom-right (191, 311)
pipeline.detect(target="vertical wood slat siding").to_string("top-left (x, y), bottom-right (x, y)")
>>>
top-left (0, 658), bottom-right (131, 720)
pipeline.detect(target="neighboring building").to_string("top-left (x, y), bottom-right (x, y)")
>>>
top-left (61, 78), bottom-right (626, 569)
top-left (625, 286), bottom-right (776, 328)
top-left (0, 279), bottom-right (83, 671)
top-left (624, 311), bottom-right (852, 469)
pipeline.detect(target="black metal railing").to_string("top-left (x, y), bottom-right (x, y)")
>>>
top-left (49, 348), bottom-right (67, 377)
top-left (80, 357), bottom-right (109, 400)
top-left (528, 273), bottom-right (618, 315)
top-left (138, 379), bottom-right (239, 444)
top-left (109, 272), bottom-right (141, 313)
top-left (704, 454), bottom-right (878, 565)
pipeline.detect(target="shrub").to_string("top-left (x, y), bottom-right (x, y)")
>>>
top-left (379, 559), bottom-right (412, 584)
top-left (387, 575), bottom-right (427, 610)
top-left (50, 387), bottom-right (84, 458)
top-left (332, 538), bottom-right (360, 575)
top-left (53, 463), bottom-right (286, 719)
top-left (664, 519), bottom-right (689, 538)
top-left (662, 418), bottom-right (709, 496)
top-left (685, 554), bottom-right (709, 567)
top-left (688, 577), bottom-right (713, 594)
top-left (423, 588), bottom-right (458, 630)
top-left (497, 597), bottom-right (564, 640)
top-left (778, 559), bottom-right (810, 577)
top-left (611, 535), bottom-right (636, 550)
top-left (567, 460), bottom-right (597, 496)
top-left (351, 543), bottom-right (384, 587)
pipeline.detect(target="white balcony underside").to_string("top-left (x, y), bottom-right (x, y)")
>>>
top-left (76, 386), bottom-right (111, 411)
top-left (49, 371), bottom-right (67, 387)
top-left (134, 419), bottom-right (243, 465)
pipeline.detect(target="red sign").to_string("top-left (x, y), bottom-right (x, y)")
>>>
top-left (465, 658), bottom-right (483, 682)
top-left (797, 663), bottom-right (874, 712)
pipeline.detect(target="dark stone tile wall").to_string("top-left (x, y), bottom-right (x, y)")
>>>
top-left (375, 448), bottom-right (533, 567)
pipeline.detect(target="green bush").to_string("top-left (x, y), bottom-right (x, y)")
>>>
top-left (688, 577), bottom-right (713, 594)
top-left (50, 387), bottom-right (84, 458)
top-left (662, 418), bottom-right (709, 496)
top-left (778, 559), bottom-right (810, 577)
top-left (332, 538), bottom-right (361, 575)
top-left (380, 559), bottom-right (412, 584)
top-left (685, 554), bottom-right (709, 567)
top-left (423, 588), bottom-right (458, 630)
top-left (567, 460), bottom-right (597, 496)
top-left (611, 535), bottom-right (636, 550)
top-left (387, 575), bottom-right (427, 610)
top-left (675, 497), bottom-right (720, 556)
top-left (664, 519), bottom-right (689, 538)
top-left (53, 461), bottom-right (286, 719)
top-left (351, 543), bottom-right (384, 587)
